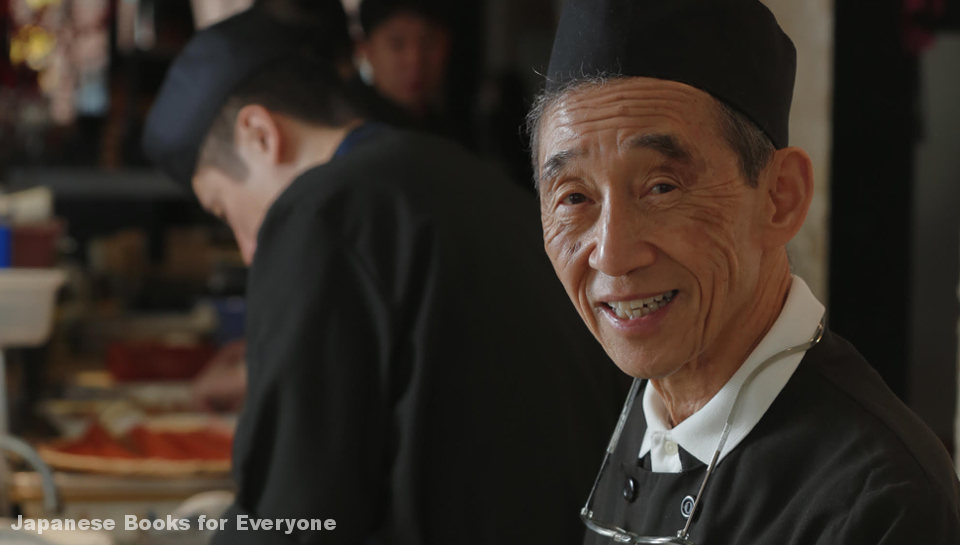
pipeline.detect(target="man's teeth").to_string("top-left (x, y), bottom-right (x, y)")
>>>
top-left (607, 290), bottom-right (677, 319)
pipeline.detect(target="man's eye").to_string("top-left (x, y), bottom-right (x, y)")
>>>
top-left (562, 193), bottom-right (588, 205)
top-left (651, 183), bottom-right (677, 195)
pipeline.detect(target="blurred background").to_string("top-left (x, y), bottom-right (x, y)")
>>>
top-left (0, 0), bottom-right (957, 543)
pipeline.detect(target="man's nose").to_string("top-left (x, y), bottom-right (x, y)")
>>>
top-left (240, 242), bottom-right (256, 267)
top-left (406, 45), bottom-right (426, 71)
top-left (233, 229), bottom-right (257, 266)
top-left (588, 201), bottom-right (656, 277)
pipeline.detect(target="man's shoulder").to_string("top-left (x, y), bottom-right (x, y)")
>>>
top-left (727, 331), bottom-right (960, 541)
top-left (259, 131), bottom-right (437, 231)
top-left (251, 127), bottom-right (544, 298)
top-left (304, 127), bottom-right (483, 184)
top-left (269, 128), bottom-right (523, 223)
top-left (783, 329), bottom-right (959, 505)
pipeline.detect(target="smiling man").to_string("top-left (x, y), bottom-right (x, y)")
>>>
top-left (529, 0), bottom-right (960, 543)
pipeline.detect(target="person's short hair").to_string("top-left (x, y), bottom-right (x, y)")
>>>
top-left (358, 0), bottom-right (450, 36)
top-left (197, 57), bottom-right (361, 181)
top-left (526, 77), bottom-right (776, 189)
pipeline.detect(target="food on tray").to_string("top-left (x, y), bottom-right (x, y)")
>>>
top-left (54, 423), bottom-right (137, 459)
top-left (107, 341), bottom-right (217, 382)
top-left (47, 423), bottom-right (232, 462)
top-left (127, 426), bottom-right (233, 460)
top-left (38, 417), bottom-right (234, 477)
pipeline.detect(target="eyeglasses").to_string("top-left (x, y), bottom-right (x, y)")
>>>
top-left (581, 321), bottom-right (825, 544)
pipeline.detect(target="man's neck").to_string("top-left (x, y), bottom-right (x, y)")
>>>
top-left (650, 257), bottom-right (793, 427)
top-left (295, 118), bottom-right (366, 171)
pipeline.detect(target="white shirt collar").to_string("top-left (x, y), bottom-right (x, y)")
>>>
top-left (638, 275), bottom-right (825, 472)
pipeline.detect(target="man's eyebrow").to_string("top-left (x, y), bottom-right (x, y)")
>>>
top-left (624, 133), bottom-right (693, 163)
top-left (539, 148), bottom-right (584, 184)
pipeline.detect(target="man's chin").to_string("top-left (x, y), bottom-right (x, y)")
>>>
top-left (606, 346), bottom-right (686, 381)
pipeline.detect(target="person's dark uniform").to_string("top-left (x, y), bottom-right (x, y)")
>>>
top-left (225, 125), bottom-right (625, 544)
top-left (585, 330), bottom-right (960, 544)
top-left (142, 9), bottom-right (627, 545)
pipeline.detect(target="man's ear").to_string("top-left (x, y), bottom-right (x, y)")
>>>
top-left (234, 104), bottom-right (283, 168)
top-left (761, 146), bottom-right (815, 248)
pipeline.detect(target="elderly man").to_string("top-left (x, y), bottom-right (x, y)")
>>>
top-left (529, 0), bottom-right (960, 543)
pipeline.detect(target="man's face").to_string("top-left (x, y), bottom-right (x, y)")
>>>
top-left (537, 78), bottom-right (768, 380)
top-left (361, 12), bottom-right (450, 113)
top-left (192, 166), bottom-right (270, 266)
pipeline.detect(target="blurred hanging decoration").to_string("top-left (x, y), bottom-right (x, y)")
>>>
top-left (116, 0), bottom-right (155, 53)
top-left (1, 0), bottom-right (62, 161)
top-left (7, 0), bottom-right (110, 125)
top-left (67, 0), bottom-right (111, 119)
top-left (9, 24), bottom-right (56, 70)
top-left (7, 0), bottom-right (63, 75)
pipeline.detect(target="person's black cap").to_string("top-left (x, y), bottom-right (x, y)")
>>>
top-left (546, 0), bottom-right (797, 149)
top-left (359, 0), bottom-right (450, 36)
top-left (143, 5), bottom-right (346, 187)
top-left (254, 0), bottom-right (351, 59)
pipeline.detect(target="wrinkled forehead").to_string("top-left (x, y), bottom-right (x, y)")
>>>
top-left (537, 77), bottom-right (721, 166)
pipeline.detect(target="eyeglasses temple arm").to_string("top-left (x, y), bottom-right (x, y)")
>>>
top-left (677, 320), bottom-right (824, 541)
top-left (608, 378), bottom-right (642, 454)
top-left (677, 423), bottom-right (730, 540)
top-left (582, 378), bottom-right (643, 517)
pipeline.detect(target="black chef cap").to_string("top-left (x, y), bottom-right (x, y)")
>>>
top-left (546, 0), bottom-right (797, 149)
top-left (143, 5), bottom-right (347, 187)
top-left (254, 0), bottom-right (351, 60)
top-left (359, 0), bottom-right (450, 36)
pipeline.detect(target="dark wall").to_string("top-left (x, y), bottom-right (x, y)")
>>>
top-left (832, 0), bottom-right (960, 453)
top-left (908, 34), bottom-right (960, 449)
top-left (830, 0), bottom-right (919, 400)
top-left (443, 0), bottom-right (485, 148)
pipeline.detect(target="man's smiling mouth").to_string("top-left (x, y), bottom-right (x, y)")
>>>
top-left (602, 290), bottom-right (678, 320)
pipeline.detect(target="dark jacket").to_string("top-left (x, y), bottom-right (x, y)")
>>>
top-left (583, 329), bottom-right (960, 545)
top-left (213, 127), bottom-right (627, 545)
